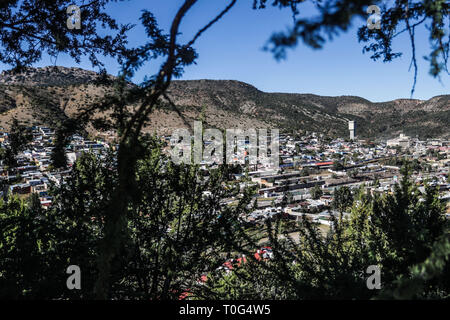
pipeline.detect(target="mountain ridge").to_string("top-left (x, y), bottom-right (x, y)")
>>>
top-left (0, 66), bottom-right (448, 139)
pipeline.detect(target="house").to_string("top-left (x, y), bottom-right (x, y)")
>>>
top-left (10, 183), bottom-right (31, 195)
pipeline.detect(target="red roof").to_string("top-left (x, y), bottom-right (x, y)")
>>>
top-left (315, 161), bottom-right (334, 166)
top-left (179, 248), bottom-right (271, 299)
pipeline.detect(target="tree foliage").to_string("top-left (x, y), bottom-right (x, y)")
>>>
top-left (0, 0), bottom-right (131, 70)
top-left (0, 0), bottom-right (448, 300)
top-left (204, 168), bottom-right (449, 299)
top-left (0, 118), bottom-right (32, 167)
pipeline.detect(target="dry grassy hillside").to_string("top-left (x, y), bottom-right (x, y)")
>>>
top-left (0, 67), bottom-right (448, 139)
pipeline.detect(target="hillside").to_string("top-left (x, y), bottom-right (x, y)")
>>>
top-left (0, 67), bottom-right (448, 139)
top-left (165, 80), bottom-right (449, 139)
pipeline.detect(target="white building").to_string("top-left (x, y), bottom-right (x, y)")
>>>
top-left (348, 121), bottom-right (355, 140)
top-left (387, 133), bottom-right (410, 149)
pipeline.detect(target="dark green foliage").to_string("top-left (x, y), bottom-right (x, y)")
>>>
top-left (333, 161), bottom-right (345, 171)
top-left (204, 166), bottom-right (449, 299)
top-left (0, 143), bottom-right (255, 299)
top-left (311, 184), bottom-right (323, 200)
top-left (0, 196), bottom-right (60, 299)
top-left (0, 0), bottom-right (448, 301)
top-left (0, 118), bottom-right (32, 167)
top-left (115, 145), bottom-right (253, 299)
top-left (332, 186), bottom-right (354, 219)
top-left (0, 152), bottom-right (114, 299)
top-left (380, 230), bottom-right (450, 299)
top-left (0, 0), bottom-right (131, 70)
top-left (51, 119), bottom-right (78, 169)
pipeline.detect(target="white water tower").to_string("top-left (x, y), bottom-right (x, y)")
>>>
top-left (348, 121), bottom-right (355, 140)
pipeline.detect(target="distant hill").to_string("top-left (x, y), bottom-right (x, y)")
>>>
top-left (0, 67), bottom-right (448, 139)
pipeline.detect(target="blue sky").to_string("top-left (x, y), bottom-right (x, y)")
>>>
top-left (2, 0), bottom-right (449, 102)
